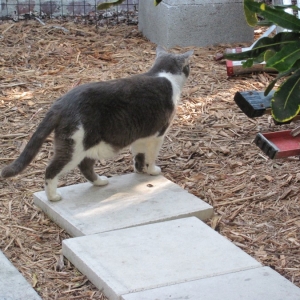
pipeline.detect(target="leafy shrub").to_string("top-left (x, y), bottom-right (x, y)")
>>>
top-left (225, 0), bottom-right (300, 122)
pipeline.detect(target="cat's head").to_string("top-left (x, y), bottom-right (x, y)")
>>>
top-left (153, 46), bottom-right (194, 78)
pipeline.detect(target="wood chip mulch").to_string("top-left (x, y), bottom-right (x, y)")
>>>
top-left (0, 20), bottom-right (299, 299)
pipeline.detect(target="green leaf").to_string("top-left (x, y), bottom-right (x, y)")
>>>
top-left (97, 0), bottom-right (125, 10)
top-left (257, 20), bottom-right (275, 27)
top-left (265, 80), bottom-right (277, 96)
top-left (244, 0), bottom-right (258, 26)
top-left (98, 0), bottom-right (162, 9)
top-left (274, 5), bottom-right (300, 11)
top-left (255, 51), bottom-right (267, 64)
top-left (242, 59), bottom-right (254, 68)
top-left (224, 32), bottom-right (300, 61)
top-left (271, 69), bottom-right (300, 122)
top-left (244, 0), bottom-right (263, 14)
top-left (266, 41), bottom-right (300, 72)
top-left (264, 49), bottom-right (276, 61)
top-left (244, 0), bottom-right (300, 31)
top-left (264, 60), bottom-right (300, 96)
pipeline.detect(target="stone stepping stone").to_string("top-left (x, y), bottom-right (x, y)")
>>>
top-left (62, 217), bottom-right (261, 300)
top-left (0, 251), bottom-right (41, 300)
top-left (34, 173), bottom-right (213, 236)
top-left (122, 266), bottom-right (300, 300)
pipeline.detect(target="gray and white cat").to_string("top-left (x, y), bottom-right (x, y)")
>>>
top-left (1, 46), bottom-right (193, 201)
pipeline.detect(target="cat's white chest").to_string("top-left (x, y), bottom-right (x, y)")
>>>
top-left (158, 72), bottom-right (185, 105)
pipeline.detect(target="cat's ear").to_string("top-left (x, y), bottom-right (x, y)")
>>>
top-left (182, 50), bottom-right (194, 59)
top-left (156, 45), bottom-right (167, 56)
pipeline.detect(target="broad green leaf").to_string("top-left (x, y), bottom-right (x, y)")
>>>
top-left (264, 60), bottom-right (300, 96)
top-left (244, 0), bottom-right (258, 26)
top-left (271, 69), bottom-right (300, 122)
top-left (257, 20), bottom-right (274, 27)
top-left (274, 5), bottom-right (300, 11)
top-left (244, 0), bottom-right (300, 31)
top-left (244, 0), bottom-right (265, 14)
top-left (264, 49), bottom-right (276, 61)
top-left (266, 41), bottom-right (300, 72)
top-left (242, 59), bottom-right (254, 68)
top-left (254, 51), bottom-right (268, 64)
top-left (224, 32), bottom-right (300, 61)
top-left (265, 80), bottom-right (277, 96)
top-left (154, 0), bottom-right (163, 5)
top-left (97, 0), bottom-right (125, 10)
top-left (98, 0), bottom-right (162, 9)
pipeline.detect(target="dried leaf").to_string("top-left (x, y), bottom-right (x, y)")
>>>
top-left (56, 254), bottom-right (65, 272)
top-left (264, 175), bottom-right (274, 182)
top-left (32, 273), bottom-right (38, 288)
top-left (27, 100), bottom-right (35, 106)
top-left (210, 215), bottom-right (222, 230)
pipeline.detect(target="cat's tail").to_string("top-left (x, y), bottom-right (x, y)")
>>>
top-left (1, 110), bottom-right (59, 178)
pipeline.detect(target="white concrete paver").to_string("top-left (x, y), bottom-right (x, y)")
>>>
top-left (34, 173), bottom-right (213, 236)
top-left (0, 251), bottom-right (41, 300)
top-left (62, 217), bottom-right (261, 300)
top-left (121, 266), bottom-right (300, 300)
top-left (33, 174), bottom-right (300, 300)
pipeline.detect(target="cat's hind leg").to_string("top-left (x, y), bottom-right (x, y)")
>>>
top-left (131, 135), bottom-right (164, 176)
top-left (45, 137), bottom-right (82, 201)
top-left (45, 156), bottom-right (75, 202)
top-left (78, 157), bottom-right (108, 186)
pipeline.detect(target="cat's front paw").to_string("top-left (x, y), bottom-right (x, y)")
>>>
top-left (147, 166), bottom-right (161, 176)
top-left (49, 193), bottom-right (62, 202)
top-left (93, 175), bottom-right (109, 186)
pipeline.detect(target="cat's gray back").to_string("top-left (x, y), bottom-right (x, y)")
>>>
top-left (54, 47), bottom-right (192, 151)
top-left (56, 76), bottom-right (171, 145)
